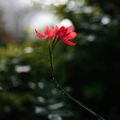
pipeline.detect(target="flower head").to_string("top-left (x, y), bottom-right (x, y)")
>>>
top-left (35, 25), bottom-right (77, 46)
top-left (35, 26), bottom-right (58, 40)
top-left (57, 26), bottom-right (77, 46)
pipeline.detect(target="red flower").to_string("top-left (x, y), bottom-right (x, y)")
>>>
top-left (57, 26), bottom-right (77, 46)
top-left (35, 26), bottom-right (58, 40)
top-left (35, 25), bottom-right (77, 46)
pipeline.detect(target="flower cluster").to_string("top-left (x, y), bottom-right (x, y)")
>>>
top-left (35, 25), bottom-right (77, 46)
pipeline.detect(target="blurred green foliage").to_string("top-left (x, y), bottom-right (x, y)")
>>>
top-left (0, 41), bottom-right (78, 120)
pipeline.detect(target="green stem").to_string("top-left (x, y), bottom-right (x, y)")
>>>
top-left (48, 46), bottom-right (106, 120)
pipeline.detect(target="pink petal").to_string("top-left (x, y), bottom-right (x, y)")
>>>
top-left (64, 32), bottom-right (77, 40)
top-left (62, 39), bottom-right (76, 46)
top-left (47, 26), bottom-right (58, 39)
top-left (57, 26), bottom-right (66, 38)
top-left (66, 26), bottom-right (74, 34)
top-left (50, 26), bottom-right (58, 36)
top-left (45, 26), bottom-right (50, 35)
top-left (58, 26), bottom-right (65, 33)
top-left (35, 29), bottom-right (46, 39)
top-left (48, 32), bottom-right (55, 39)
top-left (53, 25), bottom-right (58, 34)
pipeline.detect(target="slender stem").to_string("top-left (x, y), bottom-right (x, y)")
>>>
top-left (51, 37), bottom-right (59, 50)
top-left (49, 46), bottom-right (54, 80)
top-left (49, 46), bottom-right (59, 88)
top-left (48, 47), bottom-right (106, 120)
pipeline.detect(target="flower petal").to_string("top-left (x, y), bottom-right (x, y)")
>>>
top-left (48, 32), bottom-right (55, 39)
top-left (48, 26), bottom-right (58, 39)
top-left (53, 25), bottom-right (58, 34)
top-left (59, 26), bottom-right (65, 30)
top-left (63, 39), bottom-right (76, 46)
top-left (64, 32), bottom-right (77, 40)
top-left (57, 26), bottom-right (66, 38)
top-left (45, 26), bottom-right (51, 35)
top-left (66, 26), bottom-right (74, 34)
top-left (35, 29), bottom-right (46, 39)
